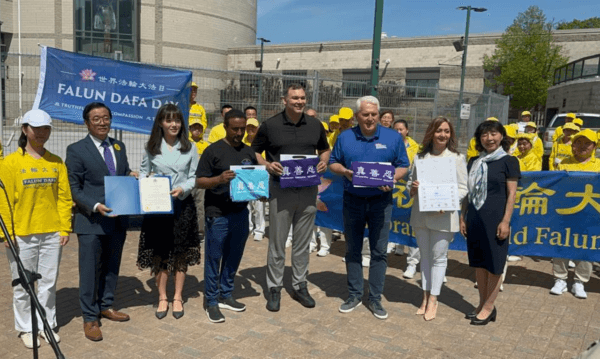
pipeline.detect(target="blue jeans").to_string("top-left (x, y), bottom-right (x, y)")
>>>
top-left (343, 192), bottom-right (392, 303)
top-left (204, 208), bottom-right (249, 307)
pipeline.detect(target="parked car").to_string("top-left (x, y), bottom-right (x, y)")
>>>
top-left (541, 113), bottom-right (600, 155)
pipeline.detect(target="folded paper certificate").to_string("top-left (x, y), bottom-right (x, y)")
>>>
top-left (415, 157), bottom-right (460, 212)
top-left (279, 154), bottom-right (321, 188)
top-left (230, 165), bottom-right (269, 202)
top-left (351, 162), bottom-right (395, 187)
top-left (105, 176), bottom-right (173, 215)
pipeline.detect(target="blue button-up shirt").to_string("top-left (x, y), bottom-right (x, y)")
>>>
top-left (330, 125), bottom-right (410, 197)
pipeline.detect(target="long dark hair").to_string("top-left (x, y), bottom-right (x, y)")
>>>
top-left (474, 120), bottom-right (511, 152)
top-left (18, 124), bottom-right (29, 155)
top-left (146, 104), bottom-right (191, 156)
top-left (418, 116), bottom-right (458, 158)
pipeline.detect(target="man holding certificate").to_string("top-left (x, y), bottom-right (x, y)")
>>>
top-left (252, 84), bottom-right (330, 312)
top-left (329, 96), bottom-right (409, 320)
top-left (196, 109), bottom-right (259, 323)
top-left (66, 102), bottom-right (134, 341)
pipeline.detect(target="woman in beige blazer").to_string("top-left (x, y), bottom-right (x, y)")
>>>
top-left (407, 117), bottom-right (468, 321)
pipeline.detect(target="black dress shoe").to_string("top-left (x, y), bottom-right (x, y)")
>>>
top-left (291, 282), bottom-right (315, 308)
top-left (172, 299), bottom-right (184, 319)
top-left (470, 307), bottom-right (496, 325)
top-left (155, 299), bottom-right (169, 320)
top-left (465, 311), bottom-right (477, 320)
top-left (266, 287), bottom-right (281, 312)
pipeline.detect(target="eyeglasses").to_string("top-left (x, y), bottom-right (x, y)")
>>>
top-left (90, 116), bottom-right (111, 124)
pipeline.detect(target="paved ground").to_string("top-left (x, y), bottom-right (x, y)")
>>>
top-left (1, 231), bottom-right (598, 359)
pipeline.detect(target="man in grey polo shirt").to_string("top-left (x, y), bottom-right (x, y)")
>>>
top-left (252, 84), bottom-right (330, 312)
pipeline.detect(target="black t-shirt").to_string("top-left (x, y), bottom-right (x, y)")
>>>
top-left (196, 140), bottom-right (258, 217)
top-left (251, 111), bottom-right (330, 164)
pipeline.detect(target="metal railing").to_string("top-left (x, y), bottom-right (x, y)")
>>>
top-left (1, 50), bottom-right (510, 170)
top-left (553, 54), bottom-right (600, 85)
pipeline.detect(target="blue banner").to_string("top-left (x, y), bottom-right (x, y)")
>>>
top-left (33, 46), bottom-right (192, 134)
top-left (316, 171), bottom-right (600, 262)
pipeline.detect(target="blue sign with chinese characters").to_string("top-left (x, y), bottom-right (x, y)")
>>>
top-left (230, 166), bottom-right (269, 202)
top-left (33, 46), bottom-right (192, 134)
top-left (280, 157), bottom-right (321, 188)
top-left (316, 171), bottom-right (600, 262)
top-left (351, 162), bottom-right (395, 187)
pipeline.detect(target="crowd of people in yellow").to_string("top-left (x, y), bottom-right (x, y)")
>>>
top-left (1, 78), bottom-right (598, 350)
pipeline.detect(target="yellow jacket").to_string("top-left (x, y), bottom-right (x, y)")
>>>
top-left (327, 130), bottom-right (339, 149)
top-left (405, 137), bottom-right (420, 165)
top-left (0, 148), bottom-right (72, 239)
top-left (549, 139), bottom-right (572, 171)
top-left (557, 156), bottom-right (600, 172)
top-left (467, 137), bottom-right (478, 161)
top-left (192, 139), bottom-right (209, 156)
top-left (552, 126), bottom-right (563, 142)
top-left (517, 151), bottom-right (542, 172)
top-left (189, 103), bottom-right (207, 128)
top-left (208, 123), bottom-right (226, 144)
top-left (513, 135), bottom-right (543, 159)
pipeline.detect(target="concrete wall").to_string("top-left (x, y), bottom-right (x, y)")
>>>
top-left (547, 78), bottom-right (600, 114)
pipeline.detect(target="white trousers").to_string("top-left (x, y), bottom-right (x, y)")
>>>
top-left (415, 228), bottom-right (452, 296)
top-left (311, 227), bottom-right (332, 252)
top-left (248, 200), bottom-right (265, 237)
top-left (6, 232), bottom-right (62, 332)
top-left (407, 246), bottom-right (421, 266)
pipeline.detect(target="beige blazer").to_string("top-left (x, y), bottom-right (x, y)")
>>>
top-left (407, 149), bottom-right (468, 233)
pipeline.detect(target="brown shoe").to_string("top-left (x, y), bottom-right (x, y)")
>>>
top-left (83, 321), bottom-right (103, 341)
top-left (100, 308), bottom-right (130, 322)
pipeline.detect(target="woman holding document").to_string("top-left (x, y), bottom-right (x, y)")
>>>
top-left (407, 117), bottom-right (467, 321)
top-left (460, 120), bottom-right (520, 325)
top-left (137, 104), bottom-right (201, 320)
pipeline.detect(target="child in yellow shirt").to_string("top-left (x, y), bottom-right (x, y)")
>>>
top-left (515, 133), bottom-right (542, 171)
top-left (550, 129), bottom-right (600, 299)
top-left (0, 109), bottom-right (72, 347)
top-left (189, 117), bottom-right (209, 156)
top-left (549, 122), bottom-right (578, 170)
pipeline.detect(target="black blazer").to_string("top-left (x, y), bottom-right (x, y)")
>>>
top-left (66, 134), bottom-right (131, 235)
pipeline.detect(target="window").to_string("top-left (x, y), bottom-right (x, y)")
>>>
top-left (405, 68), bottom-right (439, 99)
top-left (342, 69), bottom-right (370, 98)
top-left (282, 70), bottom-right (307, 91)
top-left (74, 0), bottom-right (138, 61)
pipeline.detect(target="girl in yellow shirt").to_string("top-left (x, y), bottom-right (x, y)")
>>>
top-left (0, 109), bottom-right (72, 348)
top-left (515, 133), bottom-right (542, 172)
top-left (549, 122), bottom-right (578, 170)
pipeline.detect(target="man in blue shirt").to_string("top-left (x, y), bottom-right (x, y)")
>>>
top-left (329, 96), bottom-right (409, 320)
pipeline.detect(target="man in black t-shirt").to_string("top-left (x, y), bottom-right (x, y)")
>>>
top-left (252, 84), bottom-right (331, 312)
top-left (196, 109), bottom-right (258, 323)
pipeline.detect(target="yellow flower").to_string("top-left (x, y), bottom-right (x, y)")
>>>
top-left (114, 143), bottom-right (121, 151)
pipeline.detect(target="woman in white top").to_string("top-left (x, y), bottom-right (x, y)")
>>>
top-left (407, 117), bottom-right (468, 321)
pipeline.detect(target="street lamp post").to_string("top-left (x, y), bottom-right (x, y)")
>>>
top-left (369, 0), bottom-right (384, 97)
top-left (457, 6), bottom-right (486, 132)
top-left (257, 37), bottom-right (270, 122)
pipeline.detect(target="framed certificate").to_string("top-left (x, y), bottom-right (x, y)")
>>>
top-left (415, 157), bottom-right (460, 212)
top-left (105, 176), bottom-right (173, 215)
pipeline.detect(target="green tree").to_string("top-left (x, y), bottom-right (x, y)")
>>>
top-left (483, 6), bottom-right (568, 112)
top-left (556, 17), bottom-right (600, 30)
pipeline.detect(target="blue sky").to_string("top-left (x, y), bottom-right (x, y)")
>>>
top-left (256, 0), bottom-right (600, 44)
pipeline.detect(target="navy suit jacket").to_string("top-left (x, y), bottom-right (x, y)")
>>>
top-left (66, 135), bottom-right (131, 235)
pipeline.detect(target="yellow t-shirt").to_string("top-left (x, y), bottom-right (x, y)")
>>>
top-left (208, 123), bottom-right (226, 144)
top-left (517, 151), bottom-right (542, 172)
top-left (557, 156), bottom-right (600, 172)
top-left (405, 137), bottom-right (420, 165)
top-left (549, 139), bottom-right (572, 171)
top-left (189, 103), bottom-right (207, 129)
top-left (0, 148), bottom-right (72, 239)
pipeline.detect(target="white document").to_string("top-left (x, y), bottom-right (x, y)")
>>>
top-left (280, 154), bottom-right (318, 160)
top-left (415, 157), bottom-right (460, 212)
top-left (139, 177), bottom-right (173, 213)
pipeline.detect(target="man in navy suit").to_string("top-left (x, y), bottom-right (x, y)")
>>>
top-left (66, 102), bottom-right (136, 342)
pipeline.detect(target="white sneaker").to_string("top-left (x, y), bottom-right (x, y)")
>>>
top-left (394, 246), bottom-right (405, 256)
top-left (443, 276), bottom-right (448, 283)
top-left (317, 249), bottom-right (329, 257)
top-left (253, 234), bottom-right (263, 241)
top-left (403, 264), bottom-right (417, 279)
top-left (569, 260), bottom-right (576, 268)
top-left (550, 279), bottom-right (568, 295)
top-left (572, 281), bottom-right (588, 299)
top-left (342, 257), bottom-right (346, 262)
top-left (507, 255), bottom-right (522, 262)
top-left (500, 284), bottom-right (504, 292)
top-left (386, 243), bottom-right (395, 254)
top-left (40, 329), bottom-right (60, 344)
top-left (19, 332), bottom-right (40, 349)
top-left (362, 257), bottom-right (370, 267)
top-left (285, 238), bottom-right (292, 248)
